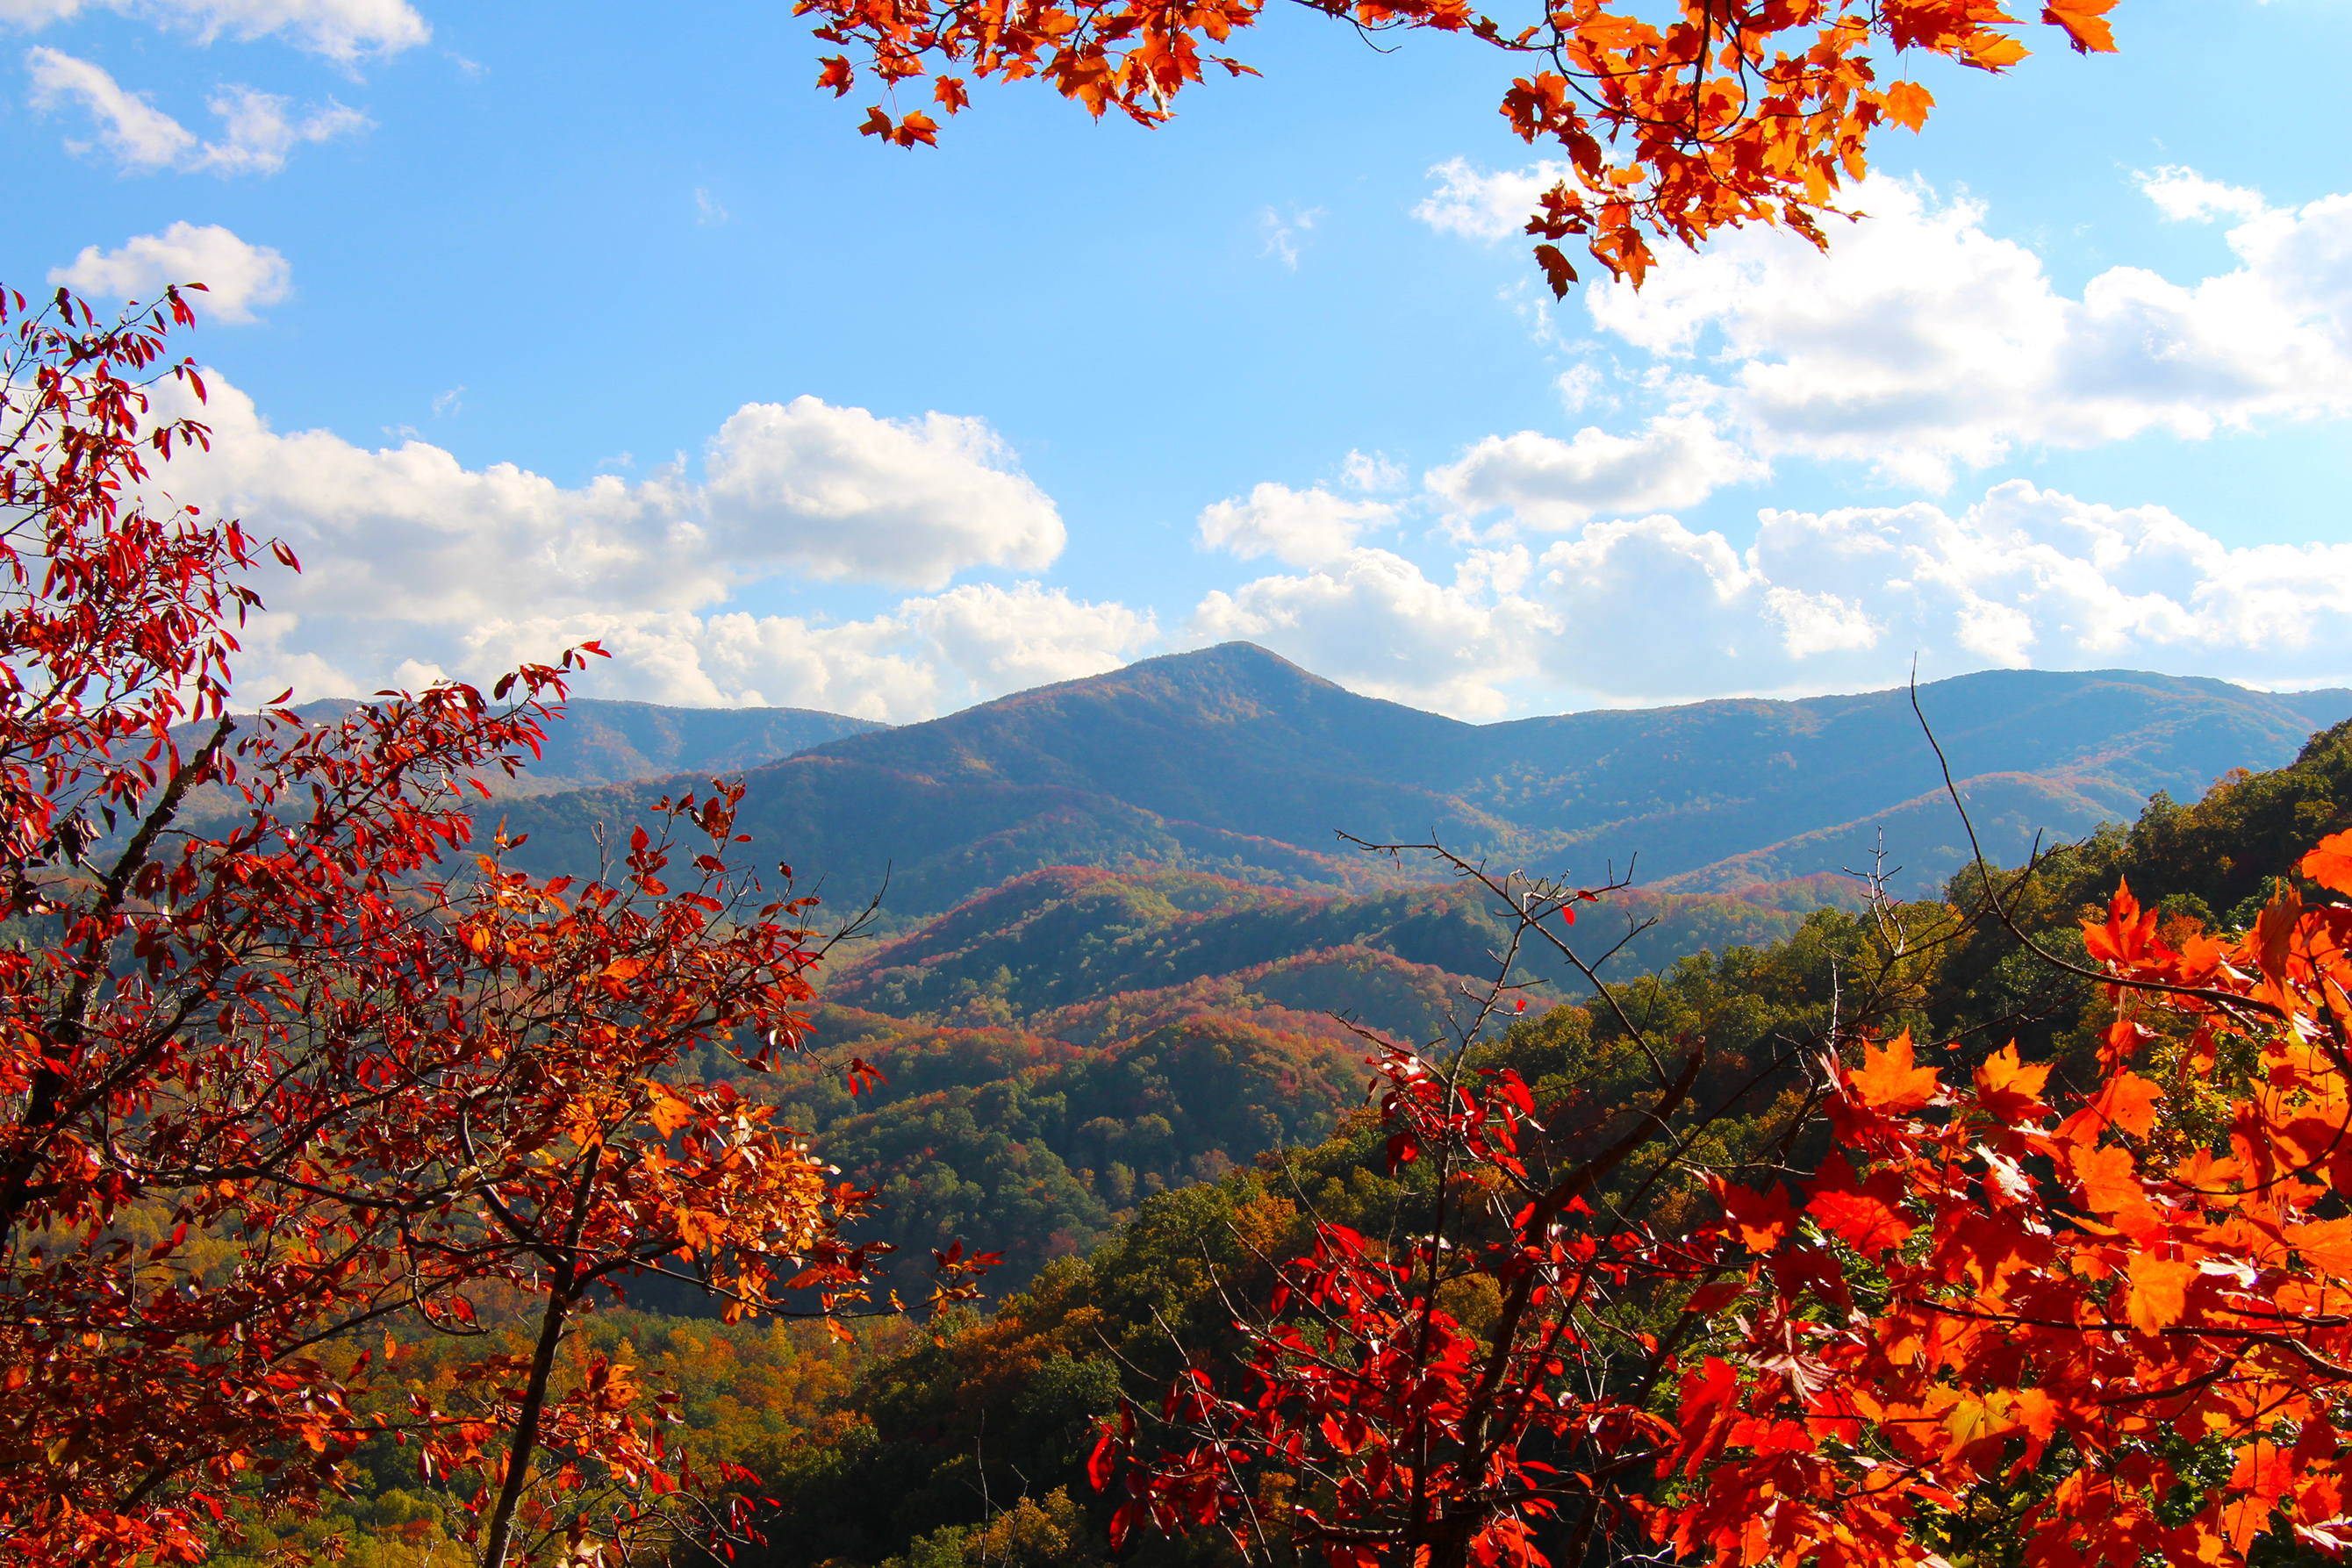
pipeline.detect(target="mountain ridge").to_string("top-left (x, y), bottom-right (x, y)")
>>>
top-left (495, 645), bottom-right (2352, 912)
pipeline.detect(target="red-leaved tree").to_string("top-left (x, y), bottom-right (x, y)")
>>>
top-left (0, 285), bottom-right (950, 1567)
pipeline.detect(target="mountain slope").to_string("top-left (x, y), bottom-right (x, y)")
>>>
top-left (496, 647), bottom-right (2352, 912)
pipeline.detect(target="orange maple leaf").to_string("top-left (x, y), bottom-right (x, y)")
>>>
top-left (1850, 1031), bottom-right (1939, 1114)
top-left (1881, 80), bottom-right (1933, 131)
top-left (1710, 1177), bottom-right (1796, 1254)
top-left (1804, 1154), bottom-right (1911, 1256)
top-left (2084, 1070), bottom-right (2162, 1140)
top-left (2040, 0), bottom-right (2119, 54)
top-left (1972, 1042), bottom-right (2051, 1125)
top-left (641, 1081), bottom-right (695, 1137)
top-left (2124, 1253), bottom-right (2194, 1332)
top-left (2301, 829), bottom-right (2352, 897)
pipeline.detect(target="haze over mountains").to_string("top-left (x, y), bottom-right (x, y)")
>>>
top-left (499, 642), bottom-right (2352, 911)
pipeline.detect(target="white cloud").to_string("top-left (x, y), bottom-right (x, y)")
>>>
top-left (2138, 165), bottom-right (2267, 225)
top-left (1260, 204), bottom-right (1322, 270)
top-left (25, 48), bottom-right (368, 174)
top-left (695, 187), bottom-right (729, 226)
top-left (445, 584), bottom-right (1157, 721)
top-left (187, 83), bottom-right (366, 173)
top-left (134, 371), bottom-right (1109, 715)
top-left (1187, 470), bottom-right (2352, 713)
top-left (1572, 173), bottom-right (2352, 489)
top-left (1339, 449), bottom-right (1404, 492)
top-left (905, 582), bottom-right (1158, 694)
top-left (1197, 483), bottom-right (1394, 568)
top-left (1192, 547), bottom-right (1545, 719)
top-left (3, 0), bottom-right (429, 63)
top-left (1424, 414), bottom-right (1766, 529)
top-left (49, 221), bottom-right (289, 320)
top-left (701, 397), bottom-right (1064, 589)
top-left (1512, 482), bottom-right (2352, 700)
top-left (1554, 363), bottom-right (1605, 414)
top-left (1412, 158), bottom-right (1566, 242)
top-left (26, 46), bottom-right (192, 166)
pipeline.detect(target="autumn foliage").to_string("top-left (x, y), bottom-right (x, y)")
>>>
top-left (796, 0), bottom-right (2121, 290)
top-left (1663, 853), bottom-right (2352, 1568)
top-left (0, 285), bottom-right (947, 1567)
top-left (1093, 830), bottom-right (2352, 1568)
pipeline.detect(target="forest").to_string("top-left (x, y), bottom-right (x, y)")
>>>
top-left (194, 712), bottom-right (2352, 1567)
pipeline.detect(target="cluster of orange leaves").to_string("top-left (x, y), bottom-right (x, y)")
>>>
top-left (794, 0), bottom-right (2120, 289)
top-left (1096, 834), bottom-right (2351, 1568)
top-left (1674, 837), bottom-right (2352, 1567)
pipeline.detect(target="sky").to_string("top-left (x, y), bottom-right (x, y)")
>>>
top-left (8, 0), bottom-right (2352, 723)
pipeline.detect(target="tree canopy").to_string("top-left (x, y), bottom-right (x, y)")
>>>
top-left (795, 0), bottom-right (2122, 290)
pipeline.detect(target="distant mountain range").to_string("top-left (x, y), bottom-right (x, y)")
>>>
top-left (490, 652), bottom-right (2346, 1300)
top-left (497, 643), bottom-right (2351, 913)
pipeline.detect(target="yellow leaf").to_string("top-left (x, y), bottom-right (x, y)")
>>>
top-left (641, 1081), bottom-right (694, 1137)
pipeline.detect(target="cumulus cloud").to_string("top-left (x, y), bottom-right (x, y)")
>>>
top-left (1516, 482), bottom-right (2352, 700)
top-left (1188, 478), bottom-right (2352, 714)
top-left (2, 0), bottom-right (429, 63)
top-left (444, 584), bottom-right (1158, 722)
top-left (1192, 547), bottom-right (1546, 719)
top-left (139, 371), bottom-right (1115, 716)
top-left (1572, 172), bottom-right (2352, 489)
top-left (701, 397), bottom-right (1064, 589)
top-left (25, 47), bottom-right (192, 165)
top-left (26, 47), bottom-right (368, 173)
top-left (1339, 449), bottom-right (1404, 492)
top-left (186, 83), bottom-right (365, 172)
top-left (1424, 414), bottom-right (1766, 529)
top-left (1197, 483), bottom-right (1394, 567)
top-left (2138, 165), bottom-right (2268, 225)
top-left (49, 221), bottom-right (290, 320)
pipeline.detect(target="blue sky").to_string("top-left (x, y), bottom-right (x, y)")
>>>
top-left (10, 0), bottom-right (2351, 720)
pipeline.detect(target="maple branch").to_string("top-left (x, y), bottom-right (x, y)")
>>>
top-left (1458, 1042), bottom-right (1703, 1458)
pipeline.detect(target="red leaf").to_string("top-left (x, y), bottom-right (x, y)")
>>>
top-left (1710, 1177), bottom-right (1796, 1254)
top-left (1086, 1426), bottom-right (1119, 1492)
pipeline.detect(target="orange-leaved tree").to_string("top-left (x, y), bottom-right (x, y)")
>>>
top-left (1095, 828), bottom-right (2352, 1567)
top-left (1666, 846), bottom-right (2352, 1568)
top-left (795, 0), bottom-right (2121, 291)
top-left (0, 283), bottom-right (946, 1568)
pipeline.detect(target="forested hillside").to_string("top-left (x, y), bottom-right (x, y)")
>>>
top-left (741, 710), bottom-right (2352, 1568)
top-left (229, 713), bottom-right (2352, 1568)
top-left (494, 645), bottom-right (2350, 913)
